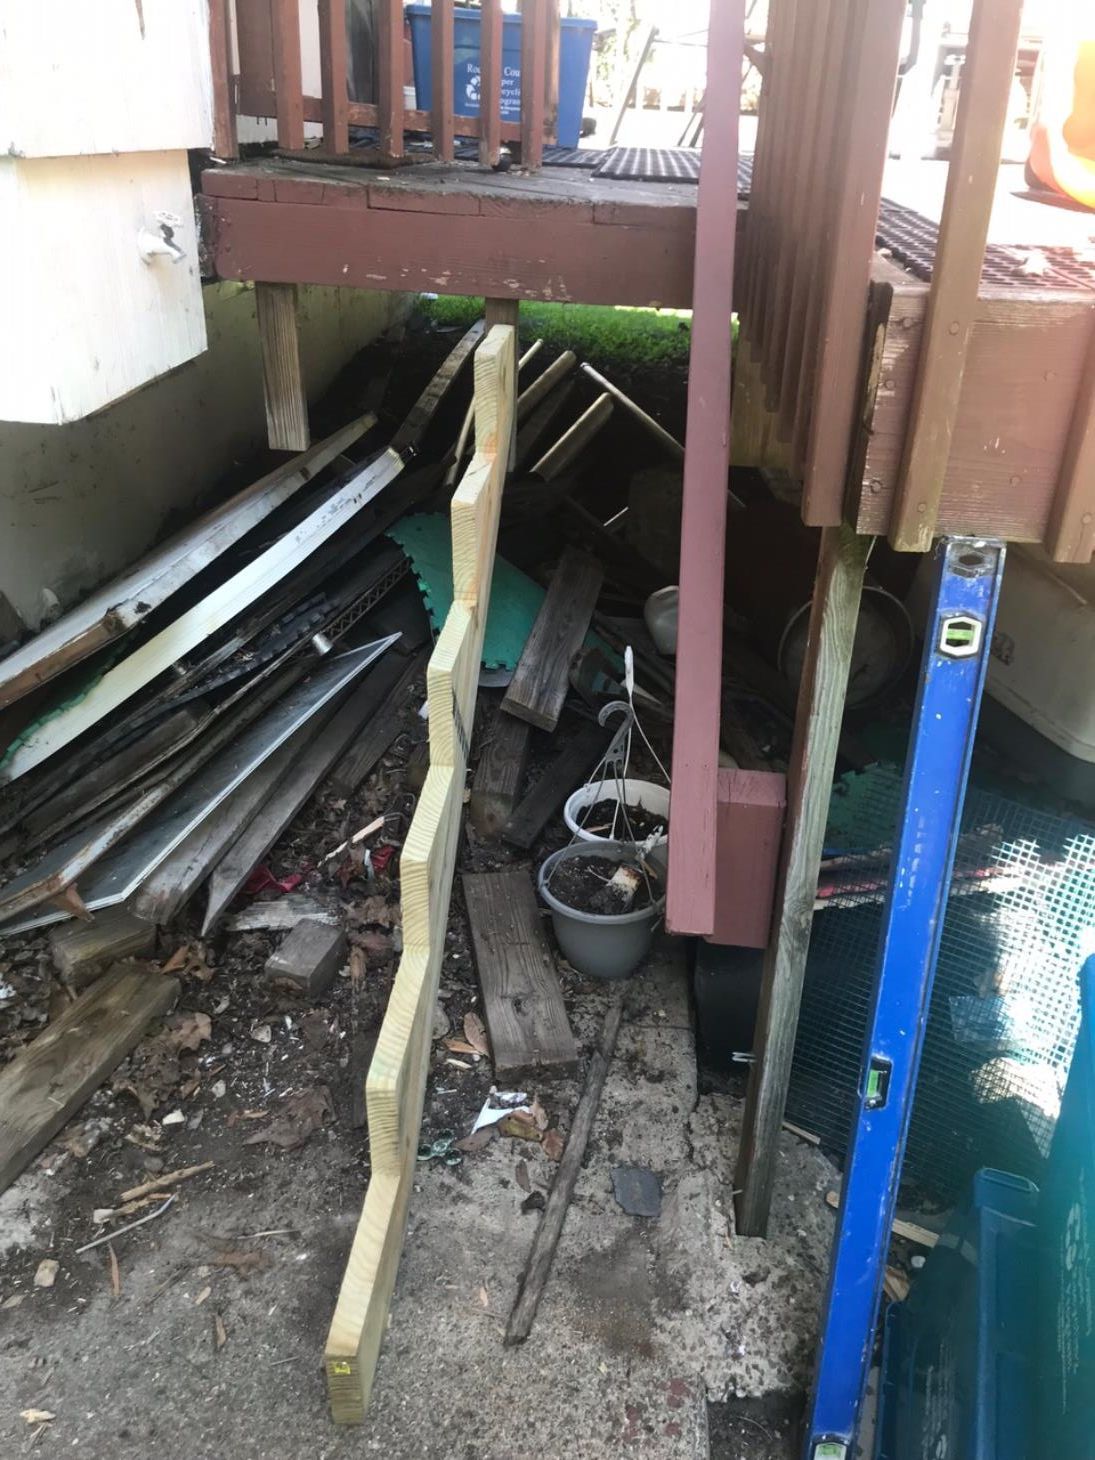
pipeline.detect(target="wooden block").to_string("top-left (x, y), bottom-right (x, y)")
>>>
top-left (706, 770), bottom-right (787, 950)
top-left (49, 908), bottom-right (156, 991)
top-left (462, 870), bottom-right (577, 1079)
top-left (502, 721), bottom-right (611, 850)
top-left (266, 919), bottom-right (347, 997)
top-left (501, 548), bottom-right (603, 732)
top-left (469, 709), bottom-right (531, 837)
top-left (0, 964), bottom-right (178, 1196)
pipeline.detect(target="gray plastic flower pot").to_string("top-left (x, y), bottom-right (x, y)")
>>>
top-left (537, 840), bottom-right (665, 981)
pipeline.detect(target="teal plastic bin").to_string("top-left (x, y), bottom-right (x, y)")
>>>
top-left (405, 5), bottom-right (597, 150)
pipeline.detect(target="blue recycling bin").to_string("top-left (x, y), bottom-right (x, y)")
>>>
top-left (405, 5), bottom-right (597, 151)
top-left (876, 954), bottom-right (1095, 1460)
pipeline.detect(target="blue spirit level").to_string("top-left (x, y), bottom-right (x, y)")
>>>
top-left (804, 537), bottom-right (1007, 1459)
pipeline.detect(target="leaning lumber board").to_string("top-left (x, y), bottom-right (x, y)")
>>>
top-left (1, 450), bottom-right (405, 783)
top-left (324, 322), bottom-right (516, 1424)
top-left (469, 709), bottom-right (531, 837)
top-left (202, 650), bottom-right (402, 933)
top-left (326, 647), bottom-right (429, 799)
top-left (502, 721), bottom-right (612, 849)
top-left (0, 964), bottom-right (178, 1195)
top-left (501, 548), bottom-right (603, 732)
top-left (0, 413), bottom-right (376, 711)
top-left (463, 870), bottom-right (576, 1078)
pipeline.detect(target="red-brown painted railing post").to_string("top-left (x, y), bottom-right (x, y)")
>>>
top-left (378, 0), bottom-right (405, 158)
top-left (667, 0), bottom-right (745, 938)
top-left (271, 0), bottom-right (305, 150)
top-left (318, 0), bottom-right (350, 154)
top-left (431, 0), bottom-right (455, 161)
top-left (479, 0), bottom-right (504, 167)
top-left (208, 0), bottom-right (238, 158)
top-left (520, 0), bottom-right (547, 169)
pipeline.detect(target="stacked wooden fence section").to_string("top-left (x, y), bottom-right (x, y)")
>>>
top-left (323, 324), bottom-right (515, 1425)
top-left (225, 0), bottom-right (558, 165)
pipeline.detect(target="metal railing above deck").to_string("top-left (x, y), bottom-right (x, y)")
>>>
top-left (210, 0), bottom-right (561, 168)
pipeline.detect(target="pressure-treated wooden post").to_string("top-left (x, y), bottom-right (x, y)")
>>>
top-left (734, 523), bottom-right (869, 1236)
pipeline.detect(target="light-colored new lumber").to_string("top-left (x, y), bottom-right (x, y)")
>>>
top-left (324, 324), bottom-right (516, 1423)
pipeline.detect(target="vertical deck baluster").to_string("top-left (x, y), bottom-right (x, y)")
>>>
top-left (479, 0), bottom-right (504, 167)
top-left (271, 0), bottom-right (305, 150)
top-left (431, 0), bottom-right (455, 160)
top-left (543, 0), bottom-right (560, 144)
top-left (208, 0), bottom-right (238, 158)
top-left (318, 0), bottom-right (349, 154)
top-left (378, 0), bottom-right (405, 158)
top-left (520, 0), bottom-right (547, 169)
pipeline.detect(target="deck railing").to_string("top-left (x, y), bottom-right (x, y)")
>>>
top-left (210, 0), bottom-right (561, 168)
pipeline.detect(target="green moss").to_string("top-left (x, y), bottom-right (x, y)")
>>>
top-left (417, 296), bottom-right (695, 367)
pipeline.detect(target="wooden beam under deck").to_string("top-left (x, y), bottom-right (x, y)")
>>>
top-left (200, 162), bottom-right (699, 309)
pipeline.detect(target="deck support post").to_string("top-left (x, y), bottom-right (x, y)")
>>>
top-left (256, 282), bottom-right (310, 452)
top-left (734, 522), bottom-right (870, 1237)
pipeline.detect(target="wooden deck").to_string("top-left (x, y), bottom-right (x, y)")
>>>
top-left (200, 156), bottom-right (700, 308)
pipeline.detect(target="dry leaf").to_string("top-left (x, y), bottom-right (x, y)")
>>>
top-left (107, 1244), bottom-right (120, 1299)
top-left (20, 1410), bottom-right (55, 1425)
top-left (243, 1087), bottom-right (333, 1151)
top-left (498, 1113), bottom-right (541, 1142)
top-left (167, 1011), bottom-right (211, 1051)
top-left (477, 1284), bottom-right (489, 1309)
top-left (443, 1038), bottom-right (479, 1057)
top-left (33, 1260), bottom-right (58, 1289)
top-left (211, 1249), bottom-right (271, 1276)
top-left (542, 1129), bottom-right (565, 1162)
top-left (529, 1096), bottom-right (549, 1132)
top-left (463, 1012), bottom-right (490, 1057)
top-left (160, 946), bottom-right (190, 975)
top-left (194, 1285), bottom-right (212, 1307)
top-left (514, 1160), bottom-right (531, 1193)
top-left (454, 1127), bottom-right (496, 1154)
top-left (356, 894), bottom-right (394, 928)
top-left (213, 1313), bottom-right (227, 1350)
top-left (2, 1294), bottom-right (24, 1309)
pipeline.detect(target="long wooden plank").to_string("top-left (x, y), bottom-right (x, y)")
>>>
top-left (666, 0), bottom-right (743, 938)
top-left (463, 870), bottom-right (576, 1077)
top-left (324, 325), bottom-right (516, 1423)
top-left (256, 282), bottom-right (310, 451)
top-left (430, 0), bottom-right (455, 160)
top-left (502, 720), bottom-right (611, 850)
top-left (0, 964), bottom-right (179, 1196)
top-left (201, 659), bottom-right (400, 933)
top-left (501, 548), bottom-right (602, 731)
top-left (327, 647), bottom-right (429, 799)
top-left (271, 0), bottom-right (305, 150)
top-left (318, 0), bottom-right (350, 154)
top-left (469, 708), bottom-right (531, 836)
top-left (479, 0), bottom-right (504, 167)
top-left (0, 413), bottom-right (375, 711)
top-left (1, 452), bottom-right (404, 783)
top-left (889, 0), bottom-right (1025, 552)
top-left (734, 524), bottom-right (869, 1236)
top-left (520, 0), bottom-right (548, 169)
top-left (505, 994), bottom-right (623, 1343)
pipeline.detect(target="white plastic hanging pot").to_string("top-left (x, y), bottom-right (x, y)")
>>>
top-left (563, 776), bottom-right (670, 848)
